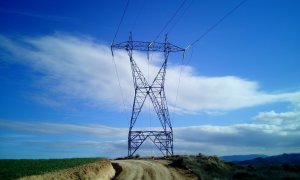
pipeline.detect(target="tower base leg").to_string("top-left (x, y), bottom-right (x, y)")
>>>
top-left (128, 131), bottom-right (173, 157)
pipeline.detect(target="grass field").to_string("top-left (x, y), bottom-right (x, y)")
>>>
top-left (0, 157), bottom-right (104, 180)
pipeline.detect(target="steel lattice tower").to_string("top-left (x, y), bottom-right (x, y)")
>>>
top-left (111, 33), bottom-right (185, 157)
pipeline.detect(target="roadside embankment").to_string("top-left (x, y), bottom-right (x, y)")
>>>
top-left (20, 159), bottom-right (115, 180)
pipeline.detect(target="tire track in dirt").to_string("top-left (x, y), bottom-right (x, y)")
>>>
top-left (112, 159), bottom-right (197, 180)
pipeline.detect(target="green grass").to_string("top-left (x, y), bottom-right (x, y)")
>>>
top-left (0, 157), bottom-right (105, 180)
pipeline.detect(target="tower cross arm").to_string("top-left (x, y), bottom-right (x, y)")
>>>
top-left (112, 41), bottom-right (185, 52)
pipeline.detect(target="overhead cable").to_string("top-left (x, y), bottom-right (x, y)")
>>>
top-left (167, 0), bottom-right (194, 34)
top-left (112, 0), bottom-right (130, 45)
top-left (111, 0), bottom-right (130, 114)
top-left (152, 0), bottom-right (188, 43)
top-left (130, 0), bottom-right (146, 32)
top-left (186, 0), bottom-right (247, 50)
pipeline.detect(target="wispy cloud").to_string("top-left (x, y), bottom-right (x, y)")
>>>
top-left (174, 106), bottom-right (300, 155)
top-left (176, 123), bottom-right (300, 148)
top-left (1, 119), bottom-right (300, 157)
top-left (254, 109), bottom-right (300, 127)
top-left (1, 34), bottom-right (300, 114)
top-left (0, 119), bottom-right (127, 137)
top-left (0, 8), bottom-right (77, 23)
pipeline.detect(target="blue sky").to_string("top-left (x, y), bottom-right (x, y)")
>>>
top-left (0, 0), bottom-right (300, 159)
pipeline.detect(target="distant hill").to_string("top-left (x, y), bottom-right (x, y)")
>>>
top-left (238, 153), bottom-right (300, 165)
top-left (220, 154), bottom-right (268, 162)
top-left (170, 154), bottom-right (300, 179)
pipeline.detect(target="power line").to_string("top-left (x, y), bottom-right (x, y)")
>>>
top-left (185, 45), bottom-right (194, 65)
top-left (167, 0), bottom-right (194, 34)
top-left (111, 55), bottom-right (127, 113)
top-left (153, 0), bottom-right (188, 42)
top-left (130, 0), bottom-right (146, 32)
top-left (173, 52), bottom-right (186, 114)
top-left (111, 0), bottom-right (130, 115)
top-left (186, 0), bottom-right (247, 50)
top-left (112, 0), bottom-right (130, 44)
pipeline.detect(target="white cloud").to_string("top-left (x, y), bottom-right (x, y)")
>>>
top-left (1, 119), bottom-right (300, 157)
top-left (0, 119), bottom-right (127, 137)
top-left (1, 34), bottom-right (300, 114)
top-left (175, 123), bottom-right (300, 149)
top-left (0, 8), bottom-right (77, 23)
top-left (253, 108), bottom-right (300, 131)
top-left (255, 110), bottom-right (300, 121)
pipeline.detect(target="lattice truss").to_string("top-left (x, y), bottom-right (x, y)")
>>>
top-left (111, 33), bottom-right (185, 156)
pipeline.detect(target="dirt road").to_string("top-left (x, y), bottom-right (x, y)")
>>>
top-left (112, 159), bottom-right (197, 180)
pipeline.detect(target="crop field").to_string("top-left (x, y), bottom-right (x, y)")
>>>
top-left (0, 157), bottom-right (104, 180)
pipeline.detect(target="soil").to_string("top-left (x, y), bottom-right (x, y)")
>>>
top-left (19, 159), bottom-right (115, 180)
top-left (112, 159), bottom-right (197, 180)
top-left (20, 158), bottom-right (197, 180)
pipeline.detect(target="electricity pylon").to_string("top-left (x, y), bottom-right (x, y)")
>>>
top-left (111, 33), bottom-right (185, 157)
